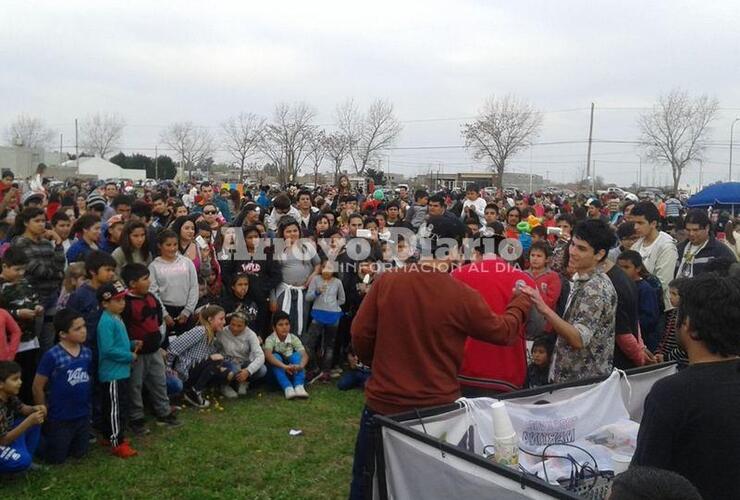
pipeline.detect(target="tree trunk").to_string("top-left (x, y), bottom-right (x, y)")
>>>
top-left (672, 162), bottom-right (680, 192)
top-left (239, 159), bottom-right (245, 185)
top-left (496, 162), bottom-right (505, 192)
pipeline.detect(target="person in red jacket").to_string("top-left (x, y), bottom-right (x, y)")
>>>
top-left (349, 215), bottom-right (531, 500)
top-left (452, 242), bottom-right (539, 395)
top-left (0, 309), bottom-right (22, 361)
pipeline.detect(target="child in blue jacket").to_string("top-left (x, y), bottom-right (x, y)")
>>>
top-left (96, 281), bottom-right (141, 459)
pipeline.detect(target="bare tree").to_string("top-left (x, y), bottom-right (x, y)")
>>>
top-left (160, 122), bottom-right (214, 180)
top-left (259, 102), bottom-right (317, 185)
top-left (4, 114), bottom-right (55, 149)
top-left (80, 112), bottom-right (126, 158)
top-left (323, 131), bottom-right (350, 183)
top-left (461, 95), bottom-right (543, 192)
top-left (306, 129), bottom-right (327, 187)
top-left (338, 99), bottom-right (402, 176)
top-left (221, 112), bottom-right (265, 184)
top-left (638, 89), bottom-right (719, 192)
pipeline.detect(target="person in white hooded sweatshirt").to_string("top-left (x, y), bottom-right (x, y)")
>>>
top-left (629, 201), bottom-right (678, 311)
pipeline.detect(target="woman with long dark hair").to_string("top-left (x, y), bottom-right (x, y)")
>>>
top-left (111, 221), bottom-right (152, 274)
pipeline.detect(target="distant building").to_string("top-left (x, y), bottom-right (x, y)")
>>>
top-left (0, 146), bottom-right (64, 179)
top-left (413, 170), bottom-right (546, 192)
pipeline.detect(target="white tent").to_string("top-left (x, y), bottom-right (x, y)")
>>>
top-left (60, 157), bottom-right (146, 181)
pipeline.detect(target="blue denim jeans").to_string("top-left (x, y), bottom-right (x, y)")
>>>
top-left (267, 352), bottom-right (305, 389)
top-left (337, 369), bottom-right (371, 391)
top-left (349, 406), bottom-right (379, 500)
top-left (0, 419), bottom-right (41, 473)
top-left (42, 417), bottom-right (90, 464)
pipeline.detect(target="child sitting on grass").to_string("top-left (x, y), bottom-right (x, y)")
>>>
top-left (97, 281), bottom-right (141, 458)
top-left (215, 311), bottom-right (266, 398)
top-left (263, 311), bottom-right (309, 400)
top-left (167, 305), bottom-right (231, 409)
top-left (0, 360), bottom-right (46, 474)
top-left (32, 309), bottom-right (92, 464)
top-left (526, 336), bottom-right (553, 388)
top-left (337, 347), bottom-right (371, 391)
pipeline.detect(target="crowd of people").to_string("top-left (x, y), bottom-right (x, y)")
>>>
top-left (0, 165), bottom-right (738, 499)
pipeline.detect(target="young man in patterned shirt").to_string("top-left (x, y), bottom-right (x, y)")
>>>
top-left (522, 219), bottom-right (617, 383)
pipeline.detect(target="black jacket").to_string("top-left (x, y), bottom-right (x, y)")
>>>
top-left (674, 237), bottom-right (737, 278)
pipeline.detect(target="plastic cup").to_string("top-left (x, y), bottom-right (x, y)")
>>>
top-left (490, 401), bottom-right (516, 439)
top-left (612, 454), bottom-right (632, 475)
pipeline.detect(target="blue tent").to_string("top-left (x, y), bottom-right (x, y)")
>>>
top-left (687, 182), bottom-right (740, 214)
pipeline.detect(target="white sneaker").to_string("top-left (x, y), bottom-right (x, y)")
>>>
top-left (237, 382), bottom-right (248, 396)
top-left (284, 386), bottom-right (296, 400)
top-left (221, 385), bottom-right (238, 399)
top-left (294, 385), bottom-right (309, 399)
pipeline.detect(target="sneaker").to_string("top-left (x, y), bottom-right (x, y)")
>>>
top-left (156, 413), bottom-right (183, 427)
top-left (294, 385), bottom-right (309, 399)
top-left (320, 371), bottom-right (332, 383)
top-left (111, 441), bottom-right (138, 458)
top-left (184, 388), bottom-right (210, 409)
top-left (284, 386), bottom-right (296, 400)
top-left (309, 371), bottom-right (324, 385)
top-left (129, 419), bottom-right (151, 436)
top-left (330, 368), bottom-right (343, 379)
top-left (237, 382), bottom-right (249, 396)
top-left (220, 384), bottom-right (238, 399)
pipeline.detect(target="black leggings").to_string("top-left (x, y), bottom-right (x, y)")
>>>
top-left (185, 359), bottom-right (231, 392)
top-left (15, 348), bottom-right (40, 405)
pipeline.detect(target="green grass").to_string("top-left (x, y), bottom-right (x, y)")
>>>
top-left (2, 384), bottom-right (365, 500)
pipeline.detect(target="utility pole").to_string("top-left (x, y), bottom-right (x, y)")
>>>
top-left (74, 118), bottom-right (79, 170)
top-left (637, 155), bottom-right (642, 189)
top-left (730, 118), bottom-right (739, 182)
top-left (585, 102), bottom-right (595, 181)
top-left (154, 145), bottom-right (159, 179)
top-left (59, 133), bottom-right (63, 163)
top-left (592, 160), bottom-right (596, 193)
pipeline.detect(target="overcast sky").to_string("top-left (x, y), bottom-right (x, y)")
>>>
top-left (2, 0), bottom-right (739, 188)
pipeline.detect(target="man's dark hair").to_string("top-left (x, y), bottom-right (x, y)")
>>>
top-left (104, 181), bottom-right (117, 189)
top-left (484, 203), bottom-right (498, 213)
top-left (345, 194), bottom-right (358, 203)
top-left (297, 189), bottom-right (311, 201)
top-left (530, 225), bottom-right (547, 239)
top-left (506, 206), bottom-right (520, 218)
top-left (2, 246), bottom-right (29, 267)
top-left (151, 193), bottom-right (167, 204)
top-left (631, 201), bottom-right (660, 224)
top-left (684, 208), bottom-right (710, 229)
top-left (51, 210), bottom-right (70, 226)
top-left (84, 250), bottom-right (117, 278)
top-left (386, 200), bottom-right (400, 210)
top-left (528, 239), bottom-right (552, 258)
top-left (0, 360), bottom-right (21, 382)
top-left (132, 200), bottom-right (152, 220)
top-left (463, 217), bottom-right (480, 228)
top-left (609, 466), bottom-right (701, 500)
top-left (465, 183), bottom-right (478, 193)
top-left (112, 194), bottom-right (133, 208)
top-left (121, 263), bottom-right (150, 287)
top-left (271, 310), bottom-right (290, 328)
top-left (677, 274), bottom-right (740, 356)
top-left (272, 193), bottom-right (292, 211)
top-left (617, 249), bottom-right (645, 270)
top-left (617, 221), bottom-right (636, 239)
top-left (200, 181), bottom-right (212, 189)
top-left (489, 221), bottom-right (504, 235)
top-left (572, 219), bottom-right (616, 262)
top-left (414, 189), bottom-right (429, 202)
top-left (429, 193), bottom-right (445, 205)
top-left (556, 212), bottom-right (576, 227)
top-left (54, 308), bottom-right (84, 336)
top-left (348, 212), bottom-right (364, 224)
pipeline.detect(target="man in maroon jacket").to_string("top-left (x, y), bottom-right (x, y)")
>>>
top-left (349, 216), bottom-right (531, 500)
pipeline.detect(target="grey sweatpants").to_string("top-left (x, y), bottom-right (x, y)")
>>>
top-left (129, 351), bottom-right (171, 420)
